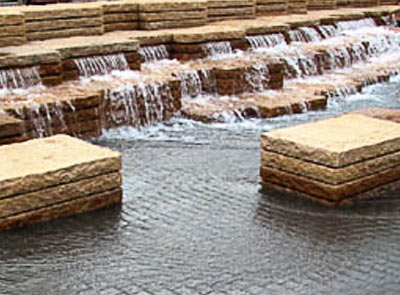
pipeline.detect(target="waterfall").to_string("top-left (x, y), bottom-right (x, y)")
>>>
top-left (283, 55), bottom-right (320, 78)
top-left (244, 64), bottom-right (270, 92)
top-left (74, 53), bottom-right (129, 78)
top-left (104, 83), bottom-right (173, 128)
top-left (319, 25), bottom-right (339, 39)
top-left (288, 27), bottom-right (323, 43)
top-left (246, 33), bottom-right (287, 50)
top-left (336, 18), bottom-right (376, 32)
top-left (0, 66), bottom-right (42, 91)
top-left (175, 69), bottom-right (217, 98)
top-left (138, 45), bottom-right (170, 63)
top-left (202, 41), bottom-right (233, 58)
top-left (175, 70), bottom-right (203, 98)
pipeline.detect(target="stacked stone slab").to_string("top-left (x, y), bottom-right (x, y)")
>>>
top-left (379, 0), bottom-right (398, 4)
top-left (57, 38), bottom-right (140, 81)
top-left (170, 26), bottom-right (246, 61)
top-left (0, 12), bottom-right (26, 47)
top-left (207, 0), bottom-right (256, 22)
top-left (287, 0), bottom-right (308, 13)
top-left (0, 50), bottom-right (62, 87)
top-left (308, 0), bottom-right (337, 10)
top-left (138, 0), bottom-right (207, 30)
top-left (256, 0), bottom-right (288, 15)
top-left (215, 60), bottom-right (284, 95)
top-left (348, 0), bottom-right (379, 7)
top-left (260, 114), bottom-right (400, 206)
top-left (4, 92), bottom-right (103, 140)
top-left (0, 135), bottom-right (122, 231)
top-left (102, 1), bottom-right (139, 32)
top-left (22, 4), bottom-right (104, 41)
top-left (102, 79), bottom-right (182, 130)
top-left (0, 112), bottom-right (25, 146)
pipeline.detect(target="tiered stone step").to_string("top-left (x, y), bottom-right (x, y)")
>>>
top-left (137, 0), bottom-right (208, 30)
top-left (207, 0), bottom-right (255, 22)
top-left (0, 11), bottom-right (26, 47)
top-left (256, 0), bottom-right (288, 16)
top-left (0, 36), bottom-right (140, 87)
top-left (0, 112), bottom-right (25, 145)
top-left (102, 1), bottom-right (139, 32)
top-left (260, 114), bottom-right (400, 206)
top-left (20, 4), bottom-right (104, 41)
top-left (287, 0), bottom-right (308, 14)
top-left (308, 0), bottom-right (337, 10)
top-left (0, 135), bottom-right (122, 230)
top-left (0, 73), bottom-right (182, 142)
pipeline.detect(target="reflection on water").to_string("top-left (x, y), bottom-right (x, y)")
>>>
top-left (2, 79), bottom-right (400, 294)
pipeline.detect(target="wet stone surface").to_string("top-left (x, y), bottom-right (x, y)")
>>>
top-left (2, 79), bottom-right (400, 294)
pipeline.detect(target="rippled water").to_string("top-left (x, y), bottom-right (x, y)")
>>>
top-left (2, 78), bottom-right (400, 294)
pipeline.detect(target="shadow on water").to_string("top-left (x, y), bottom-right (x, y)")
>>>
top-left (0, 205), bottom-right (123, 260)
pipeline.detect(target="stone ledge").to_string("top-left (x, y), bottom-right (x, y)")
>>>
top-left (262, 114), bottom-right (400, 168)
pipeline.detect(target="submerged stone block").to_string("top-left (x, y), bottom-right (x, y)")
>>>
top-left (261, 114), bottom-right (400, 205)
top-left (0, 135), bottom-right (122, 230)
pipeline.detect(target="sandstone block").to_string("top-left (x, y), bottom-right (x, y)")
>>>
top-left (0, 135), bottom-right (121, 199)
top-left (262, 114), bottom-right (400, 168)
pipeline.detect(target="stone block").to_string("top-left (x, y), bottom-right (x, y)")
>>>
top-left (261, 114), bottom-right (400, 168)
top-left (173, 26), bottom-right (245, 43)
top-left (0, 134), bottom-right (121, 199)
top-left (139, 19), bottom-right (207, 30)
top-left (137, 0), bottom-right (207, 12)
top-left (26, 27), bottom-right (104, 42)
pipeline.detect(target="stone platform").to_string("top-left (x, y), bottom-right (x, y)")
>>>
top-left (260, 114), bottom-right (400, 206)
top-left (0, 134), bottom-right (122, 230)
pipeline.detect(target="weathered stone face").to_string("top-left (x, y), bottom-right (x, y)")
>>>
top-left (262, 114), bottom-right (400, 168)
top-left (0, 135), bottom-right (123, 230)
top-left (260, 114), bottom-right (400, 205)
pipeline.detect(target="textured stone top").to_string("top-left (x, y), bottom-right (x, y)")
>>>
top-left (262, 114), bottom-right (400, 168)
top-left (172, 25), bottom-right (245, 43)
top-left (0, 135), bottom-right (121, 198)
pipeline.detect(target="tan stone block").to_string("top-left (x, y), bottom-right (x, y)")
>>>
top-left (22, 7), bottom-right (103, 21)
top-left (0, 172), bottom-right (121, 219)
top-left (104, 22), bottom-right (140, 32)
top-left (0, 51), bottom-right (59, 68)
top-left (208, 0), bottom-right (254, 8)
top-left (349, 108), bottom-right (400, 124)
top-left (138, 0), bottom-right (207, 12)
top-left (256, 3), bottom-right (288, 12)
top-left (261, 114), bottom-right (400, 168)
top-left (102, 2), bottom-right (138, 13)
top-left (104, 13), bottom-right (138, 23)
top-left (260, 164), bottom-right (400, 200)
top-left (261, 149), bottom-right (400, 185)
top-left (0, 25), bottom-right (25, 38)
top-left (57, 39), bottom-right (138, 59)
top-left (0, 13), bottom-right (24, 26)
top-left (261, 178), bottom-right (400, 206)
top-left (139, 19), bottom-right (207, 30)
top-left (0, 135), bottom-right (121, 199)
top-left (0, 113), bottom-right (23, 138)
top-left (0, 188), bottom-right (122, 231)
top-left (0, 36), bottom-right (27, 48)
top-left (208, 7), bottom-right (255, 16)
top-left (173, 26), bottom-right (245, 43)
top-left (139, 10), bottom-right (207, 21)
top-left (27, 27), bottom-right (104, 42)
top-left (25, 17), bottom-right (103, 32)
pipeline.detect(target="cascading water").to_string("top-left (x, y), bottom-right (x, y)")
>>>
top-left (246, 33), bottom-right (287, 50)
top-left (0, 66), bottom-right (42, 92)
top-left (202, 41), bottom-right (234, 58)
top-left (104, 83), bottom-right (174, 128)
top-left (319, 25), bottom-right (339, 39)
top-left (336, 18), bottom-right (376, 32)
top-left (283, 55), bottom-right (320, 78)
top-left (175, 69), bottom-right (217, 98)
top-left (139, 45), bottom-right (170, 63)
top-left (74, 53), bottom-right (130, 78)
top-left (244, 64), bottom-right (270, 92)
top-left (288, 27), bottom-right (323, 43)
